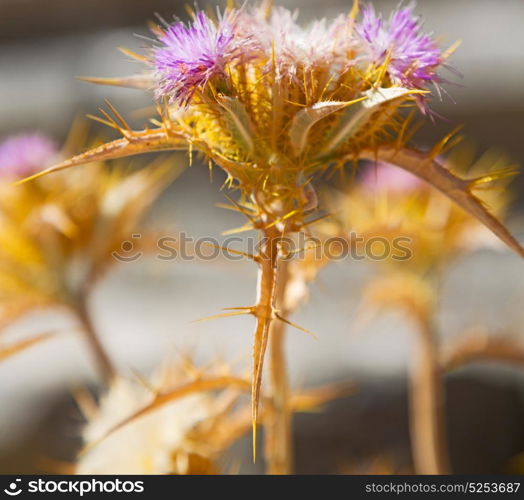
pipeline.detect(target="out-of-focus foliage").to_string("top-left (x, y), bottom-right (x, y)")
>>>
top-left (0, 163), bottom-right (174, 320)
top-left (76, 360), bottom-right (249, 474)
top-left (324, 146), bottom-right (515, 275)
top-left (75, 356), bottom-right (352, 474)
top-left (0, 132), bottom-right (177, 359)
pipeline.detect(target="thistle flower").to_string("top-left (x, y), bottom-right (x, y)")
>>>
top-left (356, 3), bottom-right (442, 89)
top-left (0, 133), bottom-right (57, 179)
top-left (76, 360), bottom-right (251, 474)
top-left (0, 158), bottom-right (174, 310)
top-left (237, 6), bottom-right (353, 78)
top-left (25, 1), bottom-right (524, 465)
top-left (154, 11), bottom-right (241, 105)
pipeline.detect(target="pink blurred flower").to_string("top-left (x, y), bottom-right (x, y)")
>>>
top-left (361, 162), bottom-right (424, 193)
top-left (0, 133), bottom-right (57, 179)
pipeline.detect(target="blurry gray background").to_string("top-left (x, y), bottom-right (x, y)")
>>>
top-left (1, 0), bottom-right (524, 473)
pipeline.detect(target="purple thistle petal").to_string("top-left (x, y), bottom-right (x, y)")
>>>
top-left (0, 133), bottom-right (58, 180)
top-left (357, 3), bottom-right (442, 89)
top-left (154, 11), bottom-right (239, 106)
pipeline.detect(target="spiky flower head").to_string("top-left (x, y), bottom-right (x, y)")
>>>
top-left (0, 133), bottom-right (57, 180)
top-left (152, 3), bottom-right (443, 111)
top-left (49, 2), bottom-right (457, 217)
top-left (236, 6), bottom-right (354, 78)
top-left (357, 3), bottom-right (442, 89)
top-left (154, 11), bottom-right (243, 106)
top-left (136, 2), bottom-right (449, 221)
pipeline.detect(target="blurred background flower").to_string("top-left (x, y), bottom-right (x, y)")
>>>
top-left (0, 128), bottom-right (176, 380)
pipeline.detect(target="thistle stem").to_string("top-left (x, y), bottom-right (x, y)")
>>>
top-left (249, 222), bottom-right (293, 473)
top-left (409, 314), bottom-right (450, 474)
top-left (72, 296), bottom-right (117, 385)
top-left (251, 230), bottom-right (278, 456)
top-left (265, 258), bottom-right (293, 474)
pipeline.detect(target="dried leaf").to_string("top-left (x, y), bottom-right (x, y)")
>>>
top-left (81, 376), bottom-right (250, 453)
top-left (320, 87), bottom-right (419, 156)
top-left (78, 73), bottom-right (155, 90)
top-left (288, 101), bottom-right (360, 156)
top-left (217, 96), bottom-right (256, 157)
top-left (0, 331), bottom-right (57, 362)
top-left (16, 129), bottom-right (187, 184)
top-left (359, 147), bottom-right (524, 257)
top-left (442, 332), bottom-right (524, 371)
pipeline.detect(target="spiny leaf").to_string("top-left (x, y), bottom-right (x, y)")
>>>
top-left (288, 99), bottom-right (365, 156)
top-left (78, 73), bottom-right (154, 90)
top-left (81, 376), bottom-right (250, 454)
top-left (441, 332), bottom-right (524, 371)
top-left (290, 382), bottom-right (356, 412)
top-left (359, 146), bottom-right (524, 257)
top-left (0, 331), bottom-right (57, 362)
top-left (217, 96), bottom-right (256, 157)
top-left (117, 46), bottom-right (150, 63)
top-left (320, 87), bottom-right (421, 156)
top-left (16, 129), bottom-right (187, 184)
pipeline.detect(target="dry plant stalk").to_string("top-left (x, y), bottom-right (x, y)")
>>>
top-left (410, 310), bottom-right (449, 474)
top-left (265, 259), bottom-right (293, 473)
